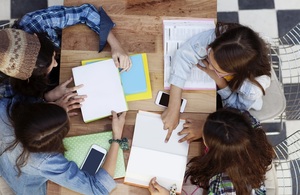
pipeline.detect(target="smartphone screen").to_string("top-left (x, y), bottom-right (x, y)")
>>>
top-left (81, 148), bottom-right (105, 175)
top-left (159, 92), bottom-right (183, 107)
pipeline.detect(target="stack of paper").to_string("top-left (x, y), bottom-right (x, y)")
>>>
top-left (124, 111), bottom-right (189, 193)
top-left (163, 19), bottom-right (216, 90)
top-left (82, 53), bottom-right (152, 102)
top-left (63, 131), bottom-right (126, 179)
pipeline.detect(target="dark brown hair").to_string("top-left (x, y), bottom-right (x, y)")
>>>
top-left (185, 108), bottom-right (275, 194)
top-left (210, 22), bottom-right (271, 94)
top-left (6, 102), bottom-right (69, 175)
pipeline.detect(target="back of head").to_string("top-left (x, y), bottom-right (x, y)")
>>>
top-left (186, 108), bottom-right (274, 194)
top-left (11, 103), bottom-right (69, 153)
top-left (210, 23), bottom-right (271, 92)
top-left (0, 29), bottom-right (41, 80)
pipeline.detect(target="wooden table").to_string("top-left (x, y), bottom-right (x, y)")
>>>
top-left (47, 0), bottom-right (217, 194)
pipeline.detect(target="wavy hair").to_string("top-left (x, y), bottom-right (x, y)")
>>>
top-left (185, 108), bottom-right (275, 194)
top-left (210, 23), bottom-right (271, 95)
top-left (5, 102), bottom-right (69, 175)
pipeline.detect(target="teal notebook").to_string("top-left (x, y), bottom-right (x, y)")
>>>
top-left (82, 53), bottom-right (147, 95)
top-left (121, 54), bottom-right (147, 95)
top-left (63, 131), bottom-right (126, 179)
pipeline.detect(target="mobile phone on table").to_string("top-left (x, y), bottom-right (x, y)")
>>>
top-left (155, 91), bottom-right (187, 113)
top-left (80, 144), bottom-right (107, 175)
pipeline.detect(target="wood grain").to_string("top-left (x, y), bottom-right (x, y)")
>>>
top-left (47, 0), bottom-right (217, 194)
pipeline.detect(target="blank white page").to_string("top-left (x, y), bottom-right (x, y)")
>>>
top-left (72, 59), bottom-right (128, 123)
top-left (124, 146), bottom-right (187, 193)
top-left (132, 111), bottom-right (189, 156)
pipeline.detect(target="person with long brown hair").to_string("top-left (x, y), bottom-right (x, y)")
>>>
top-left (149, 108), bottom-right (275, 194)
top-left (162, 23), bottom-right (271, 143)
top-left (0, 99), bottom-right (127, 195)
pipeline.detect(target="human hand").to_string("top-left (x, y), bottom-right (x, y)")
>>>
top-left (178, 118), bottom-right (204, 143)
top-left (54, 92), bottom-right (86, 117)
top-left (111, 46), bottom-right (132, 72)
top-left (44, 77), bottom-right (84, 102)
top-left (111, 111), bottom-right (126, 139)
top-left (107, 32), bottom-right (132, 72)
top-left (148, 177), bottom-right (170, 195)
top-left (197, 60), bottom-right (228, 89)
top-left (161, 108), bottom-right (180, 143)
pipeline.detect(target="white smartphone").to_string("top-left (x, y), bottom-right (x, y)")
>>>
top-left (155, 91), bottom-right (187, 113)
top-left (80, 144), bottom-right (107, 175)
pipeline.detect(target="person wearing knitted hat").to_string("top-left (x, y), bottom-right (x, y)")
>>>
top-left (6, 4), bottom-right (131, 111)
top-left (0, 28), bottom-right (85, 116)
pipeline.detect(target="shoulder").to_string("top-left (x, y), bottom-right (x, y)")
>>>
top-left (208, 173), bottom-right (236, 194)
top-left (239, 75), bottom-right (271, 98)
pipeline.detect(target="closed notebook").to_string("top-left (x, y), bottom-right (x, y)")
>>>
top-left (63, 131), bottom-right (126, 179)
top-left (82, 53), bottom-right (152, 102)
top-left (72, 59), bottom-right (128, 123)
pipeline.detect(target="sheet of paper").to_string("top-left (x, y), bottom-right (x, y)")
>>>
top-left (133, 111), bottom-right (189, 156)
top-left (72, 59), bottom-right (128, 123)
top-left (163, 19), bottom-right (216, 90)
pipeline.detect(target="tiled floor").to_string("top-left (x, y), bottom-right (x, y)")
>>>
top-left (0, 0), bottom-right (299, 143)
top-left (217, 0), bottom-right (300, 142)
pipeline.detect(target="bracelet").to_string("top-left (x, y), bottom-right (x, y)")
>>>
top-left (170, 184), bottom-right (177, 195)
top-left (109, 138), bottom-right (129, 150)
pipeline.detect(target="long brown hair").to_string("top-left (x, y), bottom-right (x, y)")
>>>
top-left (6, 102), bottom-right (69, 175)
top-left (185, 108), bottom-right (275, 194)
top-left (210, 23), bottom-right (271, 95)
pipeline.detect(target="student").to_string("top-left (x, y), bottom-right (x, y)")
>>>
top-left (0, 29), bottom-right (84, 116)
top-left (0, 99), bottom-right (127, 195)
top-left (13, 3), bottom-right (131, 71)
top-left (6, 3), bottom-right (131, 104)
top-left (149, 108), bottom-right (275, 194)
top-left (162, 23), bottom-right (271, 142)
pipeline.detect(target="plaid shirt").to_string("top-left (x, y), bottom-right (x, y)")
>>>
top-left (208, 173), bottom-right (266, 195)
top-left (17, 3), bottom-right (115, 51)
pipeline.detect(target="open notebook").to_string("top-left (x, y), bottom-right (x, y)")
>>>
top-left (63, 131), bottom-right (126, 179)
top-left (163, 19), bottom-right (216, 90)
top-left (124, 111), bottom-right (189, 193)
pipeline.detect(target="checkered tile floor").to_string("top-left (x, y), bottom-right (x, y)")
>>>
top-left (1, 0), bottom-right (300, 140)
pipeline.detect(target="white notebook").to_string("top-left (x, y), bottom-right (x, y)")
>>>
top-left (163, 19), bottom-right (216, 90)
top-left (72, 59), bottom-right (128, 123)
top-left (124, 111), bottom-right (189, 193)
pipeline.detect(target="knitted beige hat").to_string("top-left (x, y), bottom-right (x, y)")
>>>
top-left (0, 29), bottom-right (41, 80)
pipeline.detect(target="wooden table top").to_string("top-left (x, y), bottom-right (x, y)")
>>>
top-left (48, 0), bottom-right (217, 194)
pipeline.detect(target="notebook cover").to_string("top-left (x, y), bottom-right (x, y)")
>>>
top-left (63, 131), bottom-right (126, 179)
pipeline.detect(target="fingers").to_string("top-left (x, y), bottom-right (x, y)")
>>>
top-left (148, 177), bottom-right (157, 193)
top-left (164, 129), bottom-right (173, 143)
top-left (61, 77), bottom-right (73, 87)
top-left (113, 54), bottom-right (132, 72)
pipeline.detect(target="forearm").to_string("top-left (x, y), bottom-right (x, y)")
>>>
top-left (168, 85), bottom-right (183, 111)
top-left (102, 142), bottom-right (119, 177)
top-left (107, 31), bottom-right (122, 51)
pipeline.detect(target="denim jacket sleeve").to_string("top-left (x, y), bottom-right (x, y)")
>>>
top-left (218, 75), bottom-right (271, 110)
top-left (36, 152), bottom-right (116, 195)
top-left (17, 4), bottom-right (115, 51)
top-left (168, 29), bottom-right (216, 88)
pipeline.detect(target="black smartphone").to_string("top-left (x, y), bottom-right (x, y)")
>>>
top-left (80, 144), bottom-right (107, 175)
